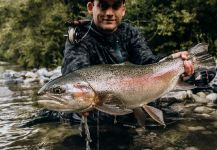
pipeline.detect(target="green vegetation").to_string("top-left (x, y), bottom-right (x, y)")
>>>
top-left (0, 0), bottom-right (216, 68)
top-left (0, 0), bottom-right (84, 68)
top-left (125, 0), bottom-right (217, 56)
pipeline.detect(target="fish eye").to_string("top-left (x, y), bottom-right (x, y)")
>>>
top-left (51, 86), bottom-right (65, 94)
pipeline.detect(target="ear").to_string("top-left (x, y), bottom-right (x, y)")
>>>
top-left (87, 2), bottom-right (94, 15)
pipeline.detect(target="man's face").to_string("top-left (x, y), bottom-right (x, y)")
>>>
top-left (87, 0), bottom-right (126, 32)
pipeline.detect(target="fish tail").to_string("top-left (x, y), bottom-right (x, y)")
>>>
top-left (189, 43), bottom-right (216, 72)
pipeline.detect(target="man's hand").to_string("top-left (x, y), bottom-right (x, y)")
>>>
top-left (171, 51), bottom-right (194, 76)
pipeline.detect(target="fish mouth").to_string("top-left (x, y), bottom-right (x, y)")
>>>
top-left (37, 94), bottom-right (92, 112)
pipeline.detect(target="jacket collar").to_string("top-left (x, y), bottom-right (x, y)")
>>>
top-left (89, 22), bottom-right (119, 42)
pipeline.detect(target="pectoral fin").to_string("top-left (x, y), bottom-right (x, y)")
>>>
top-left (94, 104), bottom-right (132, 116)
top-left (142, 105), bottom-right (166, 126)
top-left (133, 108), bottom-right (146, 128)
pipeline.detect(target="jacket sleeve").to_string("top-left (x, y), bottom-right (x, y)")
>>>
top-left (61, 39), bottom-right (90, 75)
top-left (127, 26), bottom-right (160, 65)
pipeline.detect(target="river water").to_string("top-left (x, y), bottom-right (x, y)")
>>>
top-left (0, 63), bottom-right (217, 150)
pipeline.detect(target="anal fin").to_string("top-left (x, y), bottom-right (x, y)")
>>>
top-left (143, 105), bottom-right (166, 126)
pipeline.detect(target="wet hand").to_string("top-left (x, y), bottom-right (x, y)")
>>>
top-left (183, 60), bottom-right (194, 76)
top-left (172, 51), bottom-right (194, 76)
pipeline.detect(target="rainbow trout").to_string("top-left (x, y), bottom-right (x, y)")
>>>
top-left (37, 43), bottom-right (216, 126)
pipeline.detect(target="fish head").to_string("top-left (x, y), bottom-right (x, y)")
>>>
top-left (37, 73), bottom-right (96, 112)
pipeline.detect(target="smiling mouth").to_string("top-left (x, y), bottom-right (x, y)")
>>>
top-left (103, 19), bottom-right (115, 22)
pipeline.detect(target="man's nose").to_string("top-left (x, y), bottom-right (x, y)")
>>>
top-left (104, 7), bottom-right (114, 16)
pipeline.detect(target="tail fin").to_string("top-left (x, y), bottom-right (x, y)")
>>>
top-left (189, 43), bottom-right (216, 72)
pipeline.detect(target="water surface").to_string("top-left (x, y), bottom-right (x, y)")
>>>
top-left (0, 63), bottom-right (217, 150)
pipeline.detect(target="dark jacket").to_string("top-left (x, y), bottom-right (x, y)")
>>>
top-left (60, 21), bottom-right (160, 125)
top-left (61, 21), bottom-right (159, 75)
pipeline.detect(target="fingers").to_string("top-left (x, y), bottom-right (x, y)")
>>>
top-left (171, 52), bottom-right (182, 59)
top-left (180, 51), bottom-right (194, 75)
top-left (183, 60), bottom-right (194, 76)
top-left (180, 51), bottom-right (189, 60)
top-left (171, 51), bottom-right (189, 59)
top-left (171, 51), bottom-right (194, 76)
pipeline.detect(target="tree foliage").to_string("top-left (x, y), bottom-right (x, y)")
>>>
top-left (0, 0), bottom-right (84, 68)
top-left (125, 0), bottom-right (217, 56)
top-left (0, 0), bottom-right (216, 68)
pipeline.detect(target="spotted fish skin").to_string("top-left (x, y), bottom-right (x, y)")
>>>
top-left (75, 58), bottom-right (184, 109)
top-left (37, 43), bottom-right (216, 115)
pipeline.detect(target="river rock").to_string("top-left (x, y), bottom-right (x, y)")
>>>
top-left (206, 102), bottom-right (217, 108)
top-left (164, 147), bottom-right (176, 150)
top-left (24, 78), bottom-right (38, 84)
top-left (44, 66), bottom-right (61, 77)
top-left (48, 66), bottom-right (62, 78)
top-left (52, 66), bottom-right (61, 74)
top-left (0, 87), bottom-right (13, 97)
top-left (135, 127), bottom-right (146, 136)
top-left (209, 111), bottom-right (217, 120)
top-left (186, 90), bottom-right (193, 98)
top-left (209, 70), bottom-right (217, 92)
top-left (37, 68), bottom-right (49, 77)
top-left (195, 113), bottom-right (211, 119)
top-left (206, 93), bottom-right (217, 103)
top-left (201, 130), bottom-right (212, 135)
top-left (169, 103), bottom-right (185, 113)
top-left (193, 106), bottom-right (215, 114)
top-left (13, 78), bottom-right (24, 84)
top-left (39, 76), bottom-right (50, 85)
top-left (196, 92), bottom-right (207, 98)
top-left (209, 68), bottom-right (217, 85)
top-left (184, 146), bottom-right (199, 150)
top-left (2, 70), bottom-right (21, 79)
top-left (0, 61), bottom-right (9, 65)
top-left (184, 103), bottom-right (201, 109)
top-left (2, 78), bottom-right (24, 85)
top-left (188, 126), bottom-right (205, 131)
top-left (161, 91), bottom-right (187, 102)
top-left (191, 94), bottom-right (210, 104)
top-left (212, 84), bottom-right (217, 93)
top-left (25, 71), bottom-right (38, 78)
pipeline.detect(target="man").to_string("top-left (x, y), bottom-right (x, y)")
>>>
top-left (61, 0), bottom-right (194, 125)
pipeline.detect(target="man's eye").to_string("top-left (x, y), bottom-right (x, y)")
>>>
top-left (51, 87), bottom-right (65, 94)
top-left (100, 3), bottom-right (110, 10)
top-left (98, 2), bottom-right (122, 11)
top-left (112, 2), bottom-right (122, 10)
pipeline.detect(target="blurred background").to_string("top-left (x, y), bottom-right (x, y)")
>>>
top-left (0, 0), bottom-right (216, 69)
